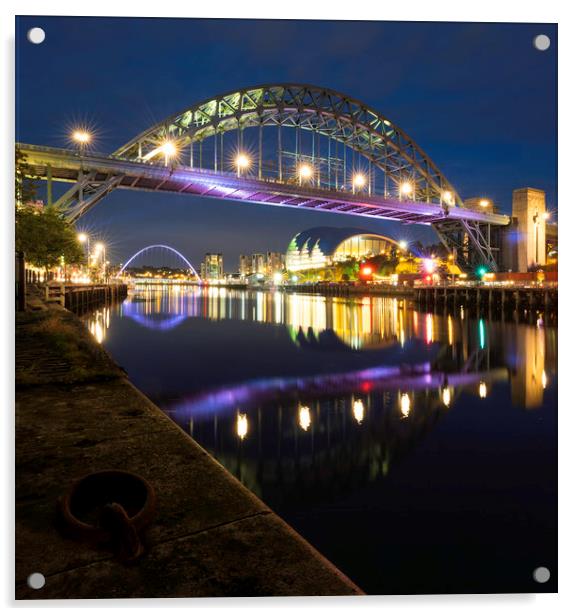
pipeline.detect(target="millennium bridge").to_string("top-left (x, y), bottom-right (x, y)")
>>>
top-left (18, 84), bottom-right (513, 270)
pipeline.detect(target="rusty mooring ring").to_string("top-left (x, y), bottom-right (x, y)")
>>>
top-left (59, 469), bottom-right (156, 560)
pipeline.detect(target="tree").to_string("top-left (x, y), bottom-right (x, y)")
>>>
top-left (15, 148), bottom-right (38, 209)
top-left (15, 147), bottom-right (84, 273)
top-left (16, 206), bottom-right (84, 272)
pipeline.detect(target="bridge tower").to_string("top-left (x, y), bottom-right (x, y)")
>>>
top-left (503, 188), bottom-right (547, 272)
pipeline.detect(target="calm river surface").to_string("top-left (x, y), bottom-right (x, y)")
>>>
top-left (86, 284), bottom-right (557, 594)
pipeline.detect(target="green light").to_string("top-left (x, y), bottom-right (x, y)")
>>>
top-left (479, 319), bottom-right (486, 349)
top-left (476, 266), bottom-right (488, 278)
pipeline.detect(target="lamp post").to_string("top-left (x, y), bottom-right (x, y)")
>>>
top-left (532, 210), bottom-right (539, 265)
top-left (235, 153), bottom-right (250, 178)
top-left (77, 232), bottom-right (90, 272)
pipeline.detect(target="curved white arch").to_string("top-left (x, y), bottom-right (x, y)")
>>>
top-left (119, 244), bottom-right (201, 281)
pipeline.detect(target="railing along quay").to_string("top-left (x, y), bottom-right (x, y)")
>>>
top-left (283, 283), bottom-right (416, 298)
top-left (45, 283), bottom-right (128, 313)
top-left (414, 284), bottom-right (558, 311)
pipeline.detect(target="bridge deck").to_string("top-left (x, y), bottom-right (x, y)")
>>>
top-left (19, 144), bottom-right (511, 227)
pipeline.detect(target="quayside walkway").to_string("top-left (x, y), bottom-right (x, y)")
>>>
top-left (15, 303), bottom-right (362, 599)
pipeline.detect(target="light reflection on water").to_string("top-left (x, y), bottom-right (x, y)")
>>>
top-left (84, 284), bottom-right (557, 594)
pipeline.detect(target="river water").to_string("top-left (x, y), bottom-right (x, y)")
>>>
top-left (85, 284), bottom-right (557, 594)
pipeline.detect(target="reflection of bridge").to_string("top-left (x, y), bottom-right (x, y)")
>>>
top-left (170, 363), bottom-right (508, 419)
top-left (19, 84), bottom-right (510, 270)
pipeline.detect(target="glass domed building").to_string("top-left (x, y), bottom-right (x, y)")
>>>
top-left (286, 227), bottom-right (399, 272)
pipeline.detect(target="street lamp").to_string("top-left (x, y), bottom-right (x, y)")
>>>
top-left (399, 181), bottom-right (413, 200)
top-left (399, 240), bottom-right (408, 251)
top-left (71, 129), bottom-right (92, 149)
top-left (352, 173), bottom-right (366, 193)
top-left (160, 140), bottom-right (178, 166)
top-left (235, 152), bottom-right (251, 177)
top-left (298, 163), bottom-right (313, 185)
top-left (94, 242), bottom-right (106, 280)
top-left (77, 232), bottom-right (90, 269)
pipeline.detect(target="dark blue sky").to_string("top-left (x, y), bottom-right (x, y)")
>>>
top-left (16, 17), bottom-right (557, 269)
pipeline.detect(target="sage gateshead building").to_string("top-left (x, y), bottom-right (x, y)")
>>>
top-left (286, 227), bottom-right (399, 272)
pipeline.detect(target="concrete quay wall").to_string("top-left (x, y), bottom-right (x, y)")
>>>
top-left (15, 306), bottom-right (362, 599)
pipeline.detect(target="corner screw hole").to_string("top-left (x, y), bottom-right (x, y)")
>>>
top-left (533, 34), bottom-right (550, 51)
top-left (532, 566), bottom-right (550, 583)
top-left (27, 572), bottom-right (46, 590)
top-left (27, 28), bottom-right (46, 45)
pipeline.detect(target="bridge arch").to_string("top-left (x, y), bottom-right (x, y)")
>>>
top-left (114, 83), bottom-right (461, 208)
top-left (119, 244), bottom-right (201, 281)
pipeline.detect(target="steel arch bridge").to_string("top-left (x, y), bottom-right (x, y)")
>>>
top-left (119, 244), bottom-right (201, 281)
top-left (18, 83), bottom-right (511, 271)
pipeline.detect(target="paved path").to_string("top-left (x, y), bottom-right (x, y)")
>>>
top-left (15, 308), bottom-right (362, 599)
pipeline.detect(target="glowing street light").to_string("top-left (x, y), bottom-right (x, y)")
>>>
top-left (298, 163), bottom-right (313, 185)
top-left (72, 129), bottom-right (92, 146)
top-left (400, 181), bottom-right (413, 199)
top-left (399, 240), bottom-right (408, 251)
top-left (352, 173), bottom-right (367, 192)
top-left (142, 139), bottom-right (179, 164)
top-left (160, 140), bottom-right (178, 165)
top-left (235, 152), bottom-right (251, 177)
top-left (443, 190), bottom-right (454, 206)
top-left (479, 199), bottom-right (490, 207)
top-left (543, 211), bottom-right (550, 221)
top-left (77, 232), bottom-right (90, 268)
top-left (422, 258), bottom-right (436, 274)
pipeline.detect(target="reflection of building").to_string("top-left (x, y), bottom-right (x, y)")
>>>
top-left (266, 251), bottom-right (285, 275)
top-left (200, 253), bottom-right (223, 280)
top-left (239, 254), bottom-right (252, 278)
top-left (511, 325), bottom-right (546, 409)
top-left (286, 227), bottom-right (398, 272)
top-left (251, 253), bottom-right (266, 275)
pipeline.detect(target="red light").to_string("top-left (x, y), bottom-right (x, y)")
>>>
top-left (362, 266), bottom-right (373, 276)
top-left (425, 275), bottom-right (432, 283)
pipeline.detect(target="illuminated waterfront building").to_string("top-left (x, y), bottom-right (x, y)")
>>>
top-left (266, 252), bottom-right (285, 276)
top-left (200, 253), bottom-right (224, 280)
top-left (239, 254), bottom-right (252, 278)
top-left (285, 227), bottom-right (399, 272)
top-left (252, 253), bottom-right (266, 275)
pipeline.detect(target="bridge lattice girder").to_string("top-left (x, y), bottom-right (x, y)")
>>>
top-left (114, 83), bottom-right (462, 208)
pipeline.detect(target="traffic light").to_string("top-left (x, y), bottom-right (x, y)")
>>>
top-left (476, 266), bottom-right (488, 279)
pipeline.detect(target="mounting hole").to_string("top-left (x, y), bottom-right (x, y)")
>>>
top-left (532, 566), bottom-right (551, 583)
top-left (533, 34), bottom-right (550, 51)
top-left (27, 27), bottom-right (46, 44)
top-left (27, 572), bottom-right (45, 590)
